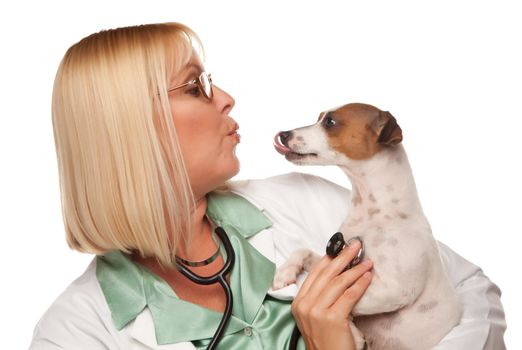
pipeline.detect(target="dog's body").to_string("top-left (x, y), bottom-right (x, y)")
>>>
top-left (272, 103), bottom-right (462, 349)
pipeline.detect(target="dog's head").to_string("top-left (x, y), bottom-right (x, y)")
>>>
top-left (273, 103), bottom-right (403, 166)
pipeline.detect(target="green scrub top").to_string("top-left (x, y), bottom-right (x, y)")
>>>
top-left (96, 190), bottom-right (306, 349)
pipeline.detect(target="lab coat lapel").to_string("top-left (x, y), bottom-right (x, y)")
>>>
top-left (223, 190), bottom-right (300, 301)
top-left (227, 189), bottom-right (276, 264)
top-left (127, 308), bottom-right (196, 349)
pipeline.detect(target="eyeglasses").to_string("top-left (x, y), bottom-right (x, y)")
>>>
top-left (167, 71), bottom-right (213, 100)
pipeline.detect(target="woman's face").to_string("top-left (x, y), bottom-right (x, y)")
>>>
top-left (168, 55), bottom-right (239, 200)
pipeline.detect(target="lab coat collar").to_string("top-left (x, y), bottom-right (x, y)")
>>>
top-left (96, 190), bottom-right (275, 346)
top-left (206, 189), bottom-right (272, 238)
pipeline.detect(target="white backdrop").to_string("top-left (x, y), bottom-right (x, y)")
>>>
top-left (1, 0), bottom-right (520, 348)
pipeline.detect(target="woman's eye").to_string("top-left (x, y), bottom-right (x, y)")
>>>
top-left (186, 86), bottom-right (201, 97)
top-left (324, 117), bottom-right (337, 128)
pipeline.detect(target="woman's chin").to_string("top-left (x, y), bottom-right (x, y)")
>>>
top-left (216, 157), bottom-right (240, 183)
top-left (228, 158), bottom-right (241, 178)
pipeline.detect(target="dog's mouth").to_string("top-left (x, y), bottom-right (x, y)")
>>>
top-left (273, 132), bottom-right (318, 159)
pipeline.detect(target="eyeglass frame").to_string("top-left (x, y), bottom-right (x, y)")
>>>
top-left (167, 71), bottom-right (213, 100)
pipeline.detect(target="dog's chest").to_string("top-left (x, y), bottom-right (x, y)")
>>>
top-left (340, 212), bottom-right (434, 278)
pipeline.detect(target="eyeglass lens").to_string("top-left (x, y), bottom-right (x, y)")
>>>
top-left (199, 73), bottom-right (213, 99)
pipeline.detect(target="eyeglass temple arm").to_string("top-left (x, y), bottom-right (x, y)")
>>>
top-left (167, 81), bottom-right (193, 93)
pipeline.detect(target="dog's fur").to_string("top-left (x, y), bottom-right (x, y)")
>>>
top-left (272, 103), bottom-right (462, 350)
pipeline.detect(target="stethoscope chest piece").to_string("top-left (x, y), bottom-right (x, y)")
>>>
top-left (326, 231), bottom-right (365, 270)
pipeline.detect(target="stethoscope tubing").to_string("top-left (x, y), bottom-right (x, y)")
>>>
top-left (175, 227), bottom-right (364, 350)
top-left (175, 226), bottom-right (235, 350)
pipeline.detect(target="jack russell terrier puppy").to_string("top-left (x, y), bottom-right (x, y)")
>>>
top-left (272, 103), bottom-right (462, 350)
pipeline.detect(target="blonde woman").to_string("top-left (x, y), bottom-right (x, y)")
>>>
top-left (30, 23), bottom-right (506, 350)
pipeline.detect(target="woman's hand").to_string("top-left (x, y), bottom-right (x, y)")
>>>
top-left (291, 240), bottom-right (373, 350)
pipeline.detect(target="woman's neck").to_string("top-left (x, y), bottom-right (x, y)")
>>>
top-left (131, 193), bottom-right (219, 272)
top-left (177, 194), bottom-right (213, 260)
top-left (130, 193), bottom-right (227, 310)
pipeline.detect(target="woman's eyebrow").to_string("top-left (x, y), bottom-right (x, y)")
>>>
top-left (180, 63), bottom-right (203, 81)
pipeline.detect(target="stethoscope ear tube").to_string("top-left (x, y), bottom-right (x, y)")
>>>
top-left (175, 226), bottom-right (235, 350)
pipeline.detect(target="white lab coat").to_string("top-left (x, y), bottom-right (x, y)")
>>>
top-left (29, 172), bottom-right (506, 349)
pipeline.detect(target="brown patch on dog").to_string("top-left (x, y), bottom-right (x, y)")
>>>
top-left (325, 103), bottom-right (403, 161)
top-left (417, 300), bottom-right (439, 313)
top-left (368, 207), bottom-right (381, 219)
top-left (369, 193), bottom-right (377, 203)
top-left (387, 237), bottom-right (398, 246)
top-left (384, 214), bottom-right (392, 220)
top-left (296, 135), bottom-right (303, 141)
top-left (397, 212), bottom-right (408, 219)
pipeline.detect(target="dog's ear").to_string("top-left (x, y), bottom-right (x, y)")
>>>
top-left (370, 111), bottom-right (403, 146)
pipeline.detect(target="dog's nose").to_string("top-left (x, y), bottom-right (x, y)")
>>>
top-left (279, 131), bottom-right (293, 147)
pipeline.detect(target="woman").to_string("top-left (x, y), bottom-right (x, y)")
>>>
top-left (30, 22), bottom-right (506, 349)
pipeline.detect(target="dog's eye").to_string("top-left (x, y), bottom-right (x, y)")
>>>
top-left (324, 116), bottom-right (337, 128)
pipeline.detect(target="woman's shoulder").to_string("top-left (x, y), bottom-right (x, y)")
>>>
top-left (30, 259), bottom-right (119, 349)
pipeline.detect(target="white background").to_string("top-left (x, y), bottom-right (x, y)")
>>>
top-left (1, 0), bottom-right (520, 348)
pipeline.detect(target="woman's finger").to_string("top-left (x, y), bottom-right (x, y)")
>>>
top-left (326, 239), bottom-right (363, 277)
top-left (331, 270), bottom-right (373, 316)
top-left (313, 259), bottom-right (373, 309)
top-left (295, 254), bottom-right (333, 297)
top-left (301, 240), bottom-right (363, 301)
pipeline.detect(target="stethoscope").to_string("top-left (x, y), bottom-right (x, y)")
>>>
top-left (176, 225), bottom-right (364, 350)
top-left (175, 225), bottom-right (235, 350)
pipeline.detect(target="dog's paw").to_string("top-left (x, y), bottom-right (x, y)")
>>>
top-left (271, 264), bottom-right (300, 290)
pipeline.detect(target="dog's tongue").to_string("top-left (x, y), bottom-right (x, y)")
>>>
top-left (273, 132), bottom-right (292, 155)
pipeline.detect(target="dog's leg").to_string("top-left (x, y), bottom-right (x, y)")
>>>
top-left (272, 248), bottom-right (321, 290)
top-left (349, 316), bottom-right (368, 350)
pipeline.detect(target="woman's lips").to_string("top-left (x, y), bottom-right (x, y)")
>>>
top-left (228, 123), bottom-right (240, 142)
top-left (228, 123), bottom-right (239, 135)
top-left (273, 132), bottom-right (292, 155)
top-left (228, 131), bottom-right (241, 143)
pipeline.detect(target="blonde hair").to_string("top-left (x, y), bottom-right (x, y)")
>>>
top-left (52, 22), bottom-right (224, 269)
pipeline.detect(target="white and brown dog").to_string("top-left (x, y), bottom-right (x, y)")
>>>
top-left (272, 103), bottom-right (462, 350)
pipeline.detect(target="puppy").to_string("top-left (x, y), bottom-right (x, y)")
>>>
top-left (272, 103), bottom-right (462, 350)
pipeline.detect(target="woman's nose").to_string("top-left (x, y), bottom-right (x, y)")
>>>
top-left (213, 85), bottom-right (235, 115)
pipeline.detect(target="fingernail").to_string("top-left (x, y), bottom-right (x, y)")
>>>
top-left (348, 239), bottom-right (361, 250)
top-left (362, 260), bottom-right (373, 267)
